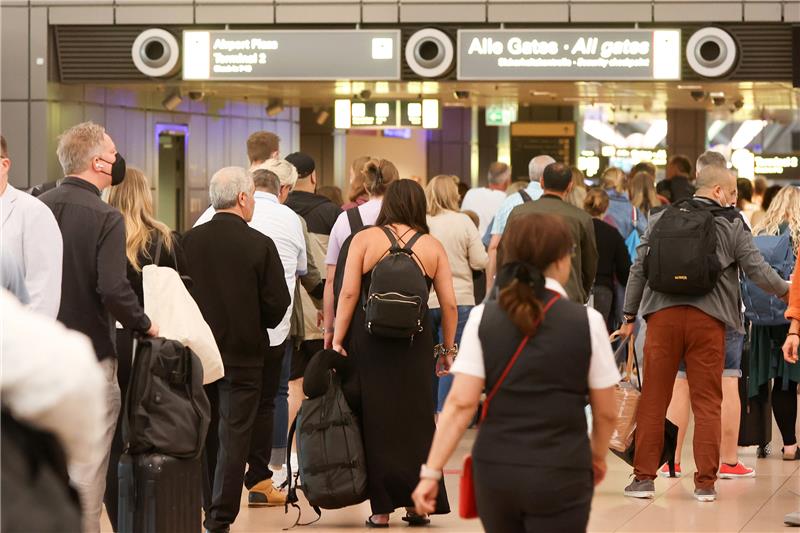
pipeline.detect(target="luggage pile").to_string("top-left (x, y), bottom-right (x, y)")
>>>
top-left (118, 337), bottom-right (211, 533)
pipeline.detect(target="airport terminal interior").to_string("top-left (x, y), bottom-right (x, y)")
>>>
top-left (3, 1), bottom-right (800, 532)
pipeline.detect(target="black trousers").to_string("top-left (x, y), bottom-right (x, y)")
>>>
top-left (202, 348), bottom-right (284, 531)
top-left (473, 459), bottom-right (593, 533)
top-left (104, 329), bottom-right (134, 532)
top-left (245, 342), bottom-right (286, 487)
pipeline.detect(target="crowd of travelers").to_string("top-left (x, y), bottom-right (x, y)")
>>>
top-left (2, 121), bottom-right (799, 533)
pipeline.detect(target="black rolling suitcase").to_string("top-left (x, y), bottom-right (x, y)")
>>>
top-left (118, 453), bottom-right (202, 533)
top-left (738, 327), bottom-right (773, 456)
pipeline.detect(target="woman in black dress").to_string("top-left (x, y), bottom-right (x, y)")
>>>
top-left (332, 180), bottom-right (457, 528)
top-left (105, 166), bottom-right (188, 530)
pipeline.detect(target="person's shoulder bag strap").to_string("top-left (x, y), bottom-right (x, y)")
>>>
top-left (480, 291), bottom-right (560, 421)
top-left (519, 189), bottom-right (533, 203)
top-left (346, 207), bottom-right (364, 233)
top-left (153, 234), bottom-right (163, 265)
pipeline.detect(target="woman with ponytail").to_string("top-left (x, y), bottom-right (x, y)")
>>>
top-left (412, 213), bottom-right (619, 532)
top-left (323, 158), bottom-right (398, 348)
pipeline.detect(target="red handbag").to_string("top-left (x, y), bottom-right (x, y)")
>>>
top-left (458, 293), bottom-right (559, 519)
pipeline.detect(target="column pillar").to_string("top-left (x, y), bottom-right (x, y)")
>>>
top-left (666, 108), bottom-right (707, 171)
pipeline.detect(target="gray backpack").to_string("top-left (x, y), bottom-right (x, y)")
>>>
top-left (122, 337), bottom-right (211, 459)
top-left (285, 371), bottom-right (367, 527)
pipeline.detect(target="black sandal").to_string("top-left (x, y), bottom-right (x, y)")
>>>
top-left (782, 447), bottom-right (800, 461)
top-left (366, 516), bottom-right (389, 528)
top-left (402, 512), bottom-right (431, 527)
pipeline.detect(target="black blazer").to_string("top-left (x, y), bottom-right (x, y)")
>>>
top-left (182, 212), bottom-right (291, 367)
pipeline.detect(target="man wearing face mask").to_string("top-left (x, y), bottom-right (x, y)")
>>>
top-left (620, 164), bottom-right (789, 503)
top-left (38, 121), bottom-right (158, 533)
top-left (659, 152), bottom-right (762, 482)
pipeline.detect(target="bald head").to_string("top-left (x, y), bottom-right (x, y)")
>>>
top-left (528, 155), bottom-right (556, 182)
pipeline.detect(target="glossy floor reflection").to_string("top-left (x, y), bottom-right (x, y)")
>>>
top-left (101, 420), bottom-right (800, 532)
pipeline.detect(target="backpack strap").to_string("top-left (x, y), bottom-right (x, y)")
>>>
top-left (346, 207), bottom-right (364, 233)
top-left (402, 231), bottom-right (424, 252)
top-left (379, 226), bottom-right (400, 251)
top-left (519, 189), bottom-right (533, 203)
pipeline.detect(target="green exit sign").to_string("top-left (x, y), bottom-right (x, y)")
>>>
top-left (486, 103), bottom-right (518, 126)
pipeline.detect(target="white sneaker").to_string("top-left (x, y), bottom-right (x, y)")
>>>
top-left (270, 466), bottom-right (287, 489)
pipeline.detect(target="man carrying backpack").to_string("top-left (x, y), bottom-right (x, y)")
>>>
top-left (619, 165), bottom-right (789, 503)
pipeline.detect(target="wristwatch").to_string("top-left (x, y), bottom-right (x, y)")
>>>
top-left (623, 314), bottom-right (637, 324)
top-left (419, 464), bottom-right (443, 481)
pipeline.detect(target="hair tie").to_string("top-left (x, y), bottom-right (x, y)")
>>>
top-left (497, 261), bottom-right (545, 292)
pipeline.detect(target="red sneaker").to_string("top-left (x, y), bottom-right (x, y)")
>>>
top-left (719, 462), bottom-right (755, 479)
top-left (658, 462), bottom-right (681, 478)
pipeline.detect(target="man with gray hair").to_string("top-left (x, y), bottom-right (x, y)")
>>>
top-left (182, 166), bottom-right (291, 533)
top-left (461, 161), bottom-right (511, 235)
top-left (486, 154), bottom-right (556, 289)
top-left (620, 164), bottom-right (789, 503)
top-left (696, 150), bottom-right (728, 174)
top-left (39, 121), bottom-right (157, 533)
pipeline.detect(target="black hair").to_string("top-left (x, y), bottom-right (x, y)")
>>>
top-left (542, 162), bottom-right (572, 192)
top-left (376, 179), bottom-right (429, 234)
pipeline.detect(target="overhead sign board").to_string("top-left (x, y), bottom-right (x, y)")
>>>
top-left (458, 29), bottom-right (681, 81)
top-left (335, 99), bottom-right (440, 129)
top-left (183, 30), bottom-right (401, 81)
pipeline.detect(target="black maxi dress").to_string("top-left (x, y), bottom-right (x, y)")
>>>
top-left (345, 269), bottom-right (450, 516)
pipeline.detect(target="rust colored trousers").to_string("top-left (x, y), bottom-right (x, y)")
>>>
top-left (633, 306), bottom-right (725, 490)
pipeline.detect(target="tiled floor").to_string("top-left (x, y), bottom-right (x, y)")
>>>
top-left (101, 421), bottom-right (800, 532)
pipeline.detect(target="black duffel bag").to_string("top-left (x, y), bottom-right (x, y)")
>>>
top-left (122, 337), bottom-right (210, 459)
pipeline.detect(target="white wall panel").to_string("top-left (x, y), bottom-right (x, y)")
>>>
top-left (124, 108), bottom-right (147, 171)
top-left (206, 115), bottom-right (226, 181)
top-left (1, 102), bottom-right (30, 188)
top-left (187, 113), bottom-right (208, 188)
top-left (105, 107), bottom-right (128, 151)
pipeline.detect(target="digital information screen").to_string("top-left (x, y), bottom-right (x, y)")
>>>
top-left (335, 99), bottom-right (440, 129)
top-left (183, 30), bottom-right (401, 81)
top-left (458, 29), bottom-right (681, 81)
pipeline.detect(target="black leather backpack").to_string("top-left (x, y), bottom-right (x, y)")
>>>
top-left (364, 227), bottom-right (429, 339)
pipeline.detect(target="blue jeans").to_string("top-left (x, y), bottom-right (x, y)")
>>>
top-left (430, 306), bottom-right (472, 413)
top-left (677, 326), bottom-right (744, 379)
top-left (270, 341), bottom-right (293, 466)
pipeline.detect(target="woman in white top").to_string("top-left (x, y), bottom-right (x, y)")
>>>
top-left (425, 175), bottom-right (489, 413)
top-left (412, 212), bottom-right (619, 533)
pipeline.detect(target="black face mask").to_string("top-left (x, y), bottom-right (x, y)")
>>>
top-left (100, 153), bottom-right (126, 185)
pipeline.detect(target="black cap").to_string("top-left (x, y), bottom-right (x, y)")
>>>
top-left (285, 152), bottom-right (315, 179)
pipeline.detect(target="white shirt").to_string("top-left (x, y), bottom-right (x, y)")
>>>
top-left (195, 192), bottom-right (307, 345)
top-left (0, 185), bottom-right (63, 317)
top-left (450, 278), bottom-right (620, 389)
top-left (0, 289), bottom-right (105, 464)
top-left (460, 187), bottom-right (507, 236)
